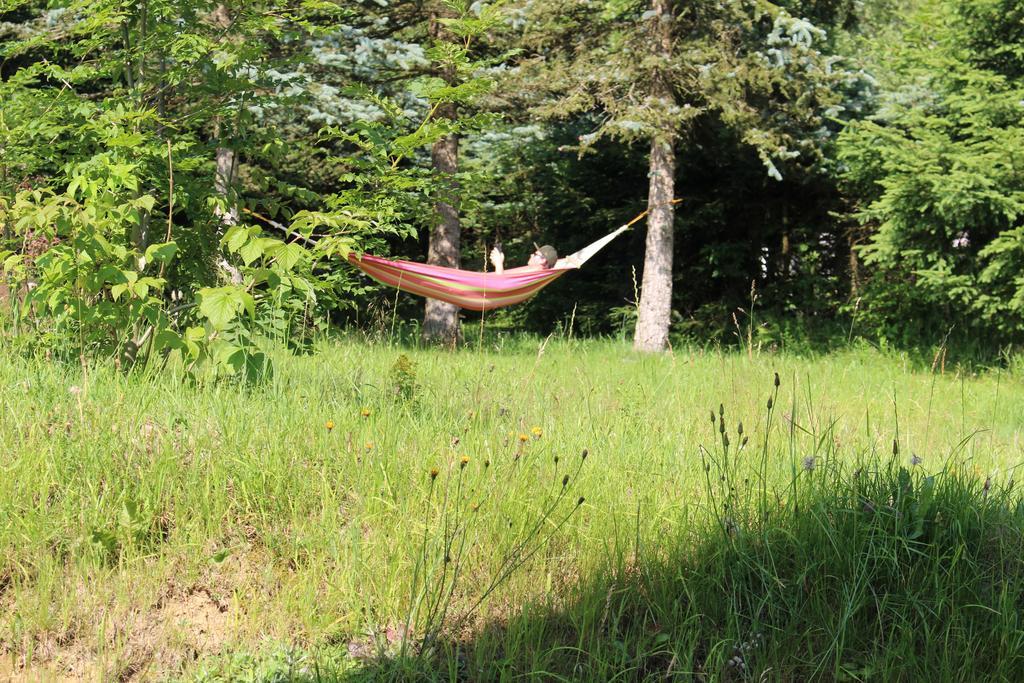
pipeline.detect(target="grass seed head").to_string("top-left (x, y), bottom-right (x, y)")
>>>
top-left (581, 449), bottom-right (588, 460)
top-left (577, 496), bottom-right (585, 506)
top-left (774, 372), bottom-right (780, 387)
top-left (562, 474), bottom-right (569, 488)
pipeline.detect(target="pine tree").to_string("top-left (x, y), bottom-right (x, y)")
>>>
top-left (838, 0), bottom-right (1024, 346)
top-left (518, 0), bottom-right (848, 350)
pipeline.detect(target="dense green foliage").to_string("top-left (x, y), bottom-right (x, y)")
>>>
top-left (2, 0), bottom-right (1021, 360)
top-left (838, 0), bottom-right (1024, 348)
top-left (0, 0), bottom-right (496, 375)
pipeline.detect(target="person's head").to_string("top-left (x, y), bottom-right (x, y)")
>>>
top-left (528, 244), bottom-right (558, 269)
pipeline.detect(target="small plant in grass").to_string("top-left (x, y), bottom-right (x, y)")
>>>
top-left (350, 448), bottom-right (589, 667)
top-left (85, 497), bottom-right (163, 566)
top-left (389, 353), bottom-right (418, 402)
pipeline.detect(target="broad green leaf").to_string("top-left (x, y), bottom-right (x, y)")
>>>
top-left (224, 226), bottom-right (249, 253)
top-left (184, 326), bottom-right (206, 342)
top-left (107, 132), bottom-right (144, 147)
top-left (267, 242), bottom-right (305, 271)
top-left (133, 195), bottom-right (156, 211)
top-left (144, 242), bottom-right (178, 264)
top-left (240, 292), bottom-right (255, 319)
top-left (239, 240), bottom-right (265, 266)
top-left (198, 287), bottom-right (244, 329)
top-left (154, 329), bottom-right (184, 352)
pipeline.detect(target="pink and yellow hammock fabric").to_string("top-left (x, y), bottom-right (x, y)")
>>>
top-left (347, 225), bottom-right (630, 312)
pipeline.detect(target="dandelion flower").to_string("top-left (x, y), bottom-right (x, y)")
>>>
top-left (430, 468), bottom-right (439, 481)
top-left (518, 433), bottom-right (529, 443)
top-left (364, 441), bottom-right (374, 451)
top-left (531, 426), bottom-right (543, 438)
top-left (460, 455), bottom-right (470, 468)
top-left (360, 408), bottom-right (371, 418)
top-left (325, 420), bottom-right (335, 431)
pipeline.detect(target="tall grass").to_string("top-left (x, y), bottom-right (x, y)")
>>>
top-left (0, 337), bottom-right (1022, 680)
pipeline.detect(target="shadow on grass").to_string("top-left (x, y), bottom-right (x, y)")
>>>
top-left (213, 457), bottom-right (1024, 682)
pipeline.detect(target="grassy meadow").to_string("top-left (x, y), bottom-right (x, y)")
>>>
top-left (2, 337), bottom-right (1023, 680)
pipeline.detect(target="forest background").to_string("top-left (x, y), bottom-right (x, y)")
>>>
top-left (2, 0), bottom-right (1023, 372)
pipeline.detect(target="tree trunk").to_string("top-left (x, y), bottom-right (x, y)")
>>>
top-left (633, 0), bottom-right (676, 353)
top-left (633, 136), bottom-right (677, 352)
top-left (213, 145), bottom-right (242, 284)
top-left (212, 5), bottom-right (238, 230)
top-left (848, 230), bottom-right (861, 298)
top-left (422, 113), bottom-right (462, 346)
top-left (780, 202), bottom-right (791, 279)
top-left (422, 7), bottom-right (462, 347)
top-left (214, 145), bottom-right (238, 226)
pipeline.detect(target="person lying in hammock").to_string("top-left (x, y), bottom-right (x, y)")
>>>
top-left (489, 244), bottom-right (559, 274)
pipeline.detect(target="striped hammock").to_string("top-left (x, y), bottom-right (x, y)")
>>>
top-left (348, 225), bottom-right (630, 312)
